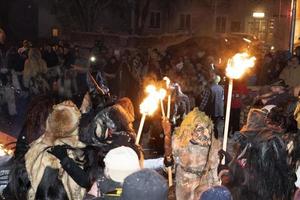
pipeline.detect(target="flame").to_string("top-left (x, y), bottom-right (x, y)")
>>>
top-left (163, 77), bottom-right (171, 88)
top-left (158, 88), bottom-right (166, 99)
top-left (140, 85), bottom-right (166, 115)
top-left (226, 52), bottom-right (256, 79)
top-left (0, 144), bottom-right (13, 156)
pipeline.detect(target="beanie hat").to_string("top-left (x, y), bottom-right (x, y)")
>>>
top-left (104, 146), bottom-right (140, 183)
top-left (240, 108), bottom-right (267, 133)
top-left (45, 101), bottom-right (81, 138)
top-left (121, 169), bottom-right (168, 200)
top-left (200, 186), bottom-right (232, 200)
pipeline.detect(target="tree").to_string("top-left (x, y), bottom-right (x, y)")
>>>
top-left (52, 0), bottom-right (113, 32)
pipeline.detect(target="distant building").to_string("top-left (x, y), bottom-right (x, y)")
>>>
top-left (1, 0), bottom-right (292, 50)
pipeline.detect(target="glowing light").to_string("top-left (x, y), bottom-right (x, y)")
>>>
top-left (253, 12), bottom-right (265, 18)
top-left (90, 56), bottom-right (96, 62)
top-left (226, 53), bottom-right (256, 79)
top-left (0, 144), bottom-right (13, 156)
top-left (243, 38), bottom-right (252, 43)
top-left (158, 88), bottom-right (167, 99)
top-left (270, 46), bottom-right (275, 50)
top-left (140, 85), bottom-right (166, 116)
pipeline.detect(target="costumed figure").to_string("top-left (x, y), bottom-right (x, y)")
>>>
top-left (170, 83), bottom-right (191, 127)
top-left (219, 108), bottom-right (295, 200)
top-left (172, 108), bottom-right (220, 200)
top-left (25, 101), bottom-right (86, 200)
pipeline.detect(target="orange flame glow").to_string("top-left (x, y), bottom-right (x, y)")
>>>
top-left (0, 144), bottom-right (13, 156)
top-left (140, 85), bottom-right (166, 115)
top-left (226, 52), bottom-right (256, 79)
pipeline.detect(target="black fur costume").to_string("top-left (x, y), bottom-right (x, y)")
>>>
top-left (220, 108), bottom-right (296, 200)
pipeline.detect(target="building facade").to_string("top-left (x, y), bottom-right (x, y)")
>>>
top-left (0, 0), bottom-right (293, 49)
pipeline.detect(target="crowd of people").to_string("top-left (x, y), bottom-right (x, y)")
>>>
top-left (0, 26), bottom-right (300, 200)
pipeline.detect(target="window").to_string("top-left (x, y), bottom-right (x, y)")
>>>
top-left (231, 21), bottom-right (241, 32)
top-left (52, 28), bottom-right (59, 37)
top-left (179, 14), bottom-right (191, 30)
top-left (216, 16), bottom-right (226, 33)
top-left (149, 11), bottom-right (161, 28)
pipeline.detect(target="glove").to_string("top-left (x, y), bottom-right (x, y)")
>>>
top-left (48, 145), bottom-right (69, 161)
top-left (164, 155), bottom-right (174, 167)
top-left (218, 149), bottom-right (232, 165)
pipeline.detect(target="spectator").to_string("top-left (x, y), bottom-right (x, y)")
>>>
top-left (280, 56), bottom-right (300, 87)
top-left (42, 44), bottom-right (59, 68)
top-left (229, 79), bottom-right (248, 136)
top-left (120, 169), bottom-right (168, 200)
top-left (200, 186), bottom-right (232, 200)
top-left (86, 146), bottom-right (141, 199)
top-left (196, 81), bottom-right (213, 117)
top-left (211, 75), bottom-right (224, 138)
top-left (23, 48), bottom-right (47, 89)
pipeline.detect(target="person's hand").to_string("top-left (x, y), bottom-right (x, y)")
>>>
top-left (164, 155), bottom-right (174, 167)
top-left (218, 149), bottom-right (232, 165)
top-left (162, 118), bottom-right (171, 135)
top-left (48, 145), bottom-right (68, 161)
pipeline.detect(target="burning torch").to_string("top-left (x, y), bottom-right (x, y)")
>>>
top-left (223, 53), bottom-right (256, 153)
top-left (135, 85), bottom-right (166, 145)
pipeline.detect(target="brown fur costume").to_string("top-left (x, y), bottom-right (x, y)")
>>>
top-left (25, 101), bottom-right (86, 200)
top-left (173, 108), bottom-right (220, 200)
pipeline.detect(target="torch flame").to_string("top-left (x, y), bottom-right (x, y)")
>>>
top-left (163, 77), bottom-right (171, 88)
top-left (158, 88), bottom-right (167, 99)
top-left (140, 85), bottom-right (166, 116)
top-left (226, 52), bottom-right (256, 79)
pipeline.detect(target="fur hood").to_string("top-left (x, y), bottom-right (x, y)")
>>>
top-left (25, 101), bottom-right (86, 200)
top-left (44, 101), bottom-right (81, 144)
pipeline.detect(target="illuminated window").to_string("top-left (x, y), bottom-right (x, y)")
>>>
top-left (52, 28), bottom-right (59, 37)
top-left (253, 12), bottom-right (265, 18)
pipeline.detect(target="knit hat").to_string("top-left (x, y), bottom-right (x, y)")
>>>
top-left (120, 169), bottom-right (168, 200)
top-left (45, 101), bottom-right (81, 138)
top-left (240, 108), bottom-right (267, 133)
top-left (200, 186), bottom-right (232, 200)
top-left (258, 86), bottom-right (274, 100)
top-left (270, 79), bottom-right (288, 88)
top-left (104, 146), bottom-right (140, 183)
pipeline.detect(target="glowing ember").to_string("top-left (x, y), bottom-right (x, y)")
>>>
top-left (226, 52), bottom-right (256, 79)
top-left (140, 85), bottom-right (166, 116)
top-left (0, 144), bottom-right (13, 156)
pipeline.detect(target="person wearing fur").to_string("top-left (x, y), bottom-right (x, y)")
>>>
top-left (218, 108), bottom-right (295, 200)
top-left (25, 101), bottom-right (86, 200)
top-left (170, 108), bottom-right (220, 200)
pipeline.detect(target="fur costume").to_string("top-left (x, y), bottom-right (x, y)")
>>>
top-left (172, 108), bottom-right (220, 200)
top-left (227, 108), bottom-right (295, 200)
top-left (25, 101), bottom-right (86, 200)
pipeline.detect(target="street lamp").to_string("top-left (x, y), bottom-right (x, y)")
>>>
top-left (253, 12), bottom-right (265, 18)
